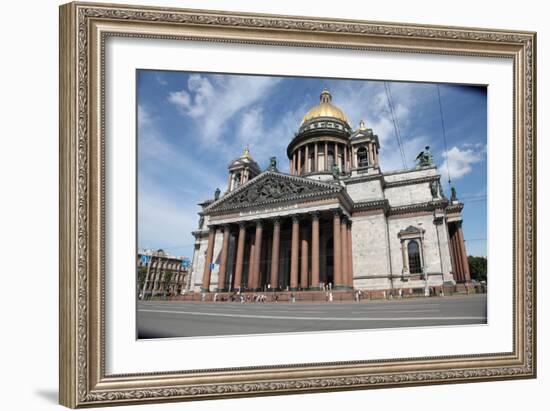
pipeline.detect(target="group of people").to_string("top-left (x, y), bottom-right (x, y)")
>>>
top-left (198, 286), bottom-right (446, 304)
top-left (209, 292), bottom-right (278, 303)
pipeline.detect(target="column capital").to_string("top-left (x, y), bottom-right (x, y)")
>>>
top-left (331, 208), bottom-right (342, 217)
top-left (253, 219), bottom-right (264, 227)
top-left (272, 217), bottom-right (281, 225)
top-left (433, 216), bottom-right (445, 225)
top-left (346, 219), bottom-right (353, 228)
top-left (341, 214), bottom-right (349, 224)
top-left (238, 221), bottom-right (247, 229)
top-left (291, 214), bottom-right (301, 223)
top-left (310, 210), bottom-right (321, 220)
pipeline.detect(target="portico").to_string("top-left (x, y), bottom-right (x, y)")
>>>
top-left (201, 206), bottom-right (354, 292)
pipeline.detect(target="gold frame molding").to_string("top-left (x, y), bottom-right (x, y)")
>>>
top-left (59, 1), bottom-right (537, 408)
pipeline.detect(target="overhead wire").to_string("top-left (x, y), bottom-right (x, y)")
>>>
top-left (436, 84), bottom-right (452, 190)
top-left (384, 82), bottom-right (407, 169)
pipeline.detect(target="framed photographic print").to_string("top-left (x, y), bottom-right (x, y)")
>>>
top-left (59, 1), bottom-right (536, 408)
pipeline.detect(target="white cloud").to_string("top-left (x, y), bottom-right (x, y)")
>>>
top-left (238, 107), bottom-right (264, 144)
top-left (138, 104), bottom-right (152, 128)
top-left (440, 145), bottom-right (484, 180)
top-left (382, 136), bottom-right (431, 172)
top-left (168, 74), bottom-right (281, 145)
top-left (166, 77), bottom-right (433, 171)
top-left (329, 81), bottom-right (431, 171)
top-left (138, 105), bottom-right (226, 191)
top-left (235, 101), bottom-right (309, 168)
top-left (155, 74), bottom-right (168, 86)
top-left (136, 109), bottom-right (226, 255)
top-left (138, 175), bottom-right (199, 259)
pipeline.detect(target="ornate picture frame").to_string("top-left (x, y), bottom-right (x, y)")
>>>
top-left (59, 1), bottom-right (536, 407)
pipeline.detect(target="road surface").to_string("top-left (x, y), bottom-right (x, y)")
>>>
top-left (137, 294), bottom-right (487, 338)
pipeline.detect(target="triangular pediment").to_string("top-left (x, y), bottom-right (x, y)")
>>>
top-left (204, 171), bottom-right (342, 213)
top-left (398, 225), bottom-right (425, 237)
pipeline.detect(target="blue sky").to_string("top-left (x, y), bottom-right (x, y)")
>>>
top-left (137, 70), bottom-right (487, 259)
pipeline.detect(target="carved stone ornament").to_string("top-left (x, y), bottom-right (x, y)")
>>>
top-left (398, 225), bottom-right (425, 237)
top-left (205, 172), bottom-right (341, 212)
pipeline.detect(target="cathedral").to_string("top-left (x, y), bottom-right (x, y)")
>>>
top-left (189, 89), bottom-right (471, 296)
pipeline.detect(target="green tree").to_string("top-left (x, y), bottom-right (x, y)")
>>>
top-left (468, 256), bottom-right (487, 282)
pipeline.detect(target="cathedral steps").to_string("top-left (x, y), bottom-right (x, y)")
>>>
top-left (167, 284), bottom-right (485, 303)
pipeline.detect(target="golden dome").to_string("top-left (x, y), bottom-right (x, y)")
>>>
top-left (301, 89), bottom-right (349, 126)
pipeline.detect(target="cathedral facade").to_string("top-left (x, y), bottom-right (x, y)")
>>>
top-left (189, 89), bottom-right (471, 294)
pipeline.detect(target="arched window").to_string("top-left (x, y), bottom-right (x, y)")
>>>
top-left (299, 152), bottom-right (306, 174)
top-left (407, 240), bottom-right (422, 274)
top-left (358, 146), bottom-right (369, 167)
top-left (233, 172), bottom-right (241, 188)
top-left (308, 151), bottom-right (315, 172)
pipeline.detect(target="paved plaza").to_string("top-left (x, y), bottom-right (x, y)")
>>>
top-left (137, 294), bottom-right (487, 338)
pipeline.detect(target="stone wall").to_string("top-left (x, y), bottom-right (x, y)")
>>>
top-left (384, 183), bottom-right (434, 206)
top-left (190, 233), bottom-right (208, 292)
top-left (345, 179), bottom-right (384, 202)
top-left (209, 230), bottom-right (224, 291)
top-left (383, 167), bottom-right (437, 182)
top-left (350, 211), bottom-right (391, 289)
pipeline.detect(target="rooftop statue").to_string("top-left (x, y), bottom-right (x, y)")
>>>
top-left (332, 164), bottom-right (341, 179)
top-left (214, 187), bottom-right (221, 200)
top-left (415, 146), bottom-right (434, 167)
top-left (451, 186), bottom-right (458, 202)
top-left (267, 156), bottom-right (278, 172)
top-left (430, 180), bottom-right (439, 198)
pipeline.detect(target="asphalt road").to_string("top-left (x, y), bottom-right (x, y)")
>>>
top-left (137, 294), bottom-right (487, 339)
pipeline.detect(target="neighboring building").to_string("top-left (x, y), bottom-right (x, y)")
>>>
top-left (190, 89), bottom-right (471, 293)
top-left (137, 249), bottom-right (189, 298)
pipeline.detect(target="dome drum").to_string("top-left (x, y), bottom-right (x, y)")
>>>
top-left (287, 89), bottom-right (357, 178)
top-left (298, 117), bottom-right (352, 136)
top-left (286, 132), bottom-right (350, 160)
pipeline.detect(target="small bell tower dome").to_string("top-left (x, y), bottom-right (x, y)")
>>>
top-left (227, 147), bottom-right (261, 192)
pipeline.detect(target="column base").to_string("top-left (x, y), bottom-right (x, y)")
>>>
top-left (216, 288), bottom-right (227, 292)
top-left (200, 287), bottom-right (210, 293)
top-left (308, 286), bottom-right (323, 291)
top-left (289, 287), bottom-right (299, 291)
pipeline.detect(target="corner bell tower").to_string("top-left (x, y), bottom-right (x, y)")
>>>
top-left (227, 147), bottom-right (261, 192)
top-left (349, 119), bottom-right (381, 170)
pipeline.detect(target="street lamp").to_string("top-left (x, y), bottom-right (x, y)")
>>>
top-left (140, 250), bottom-right (153, 300)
